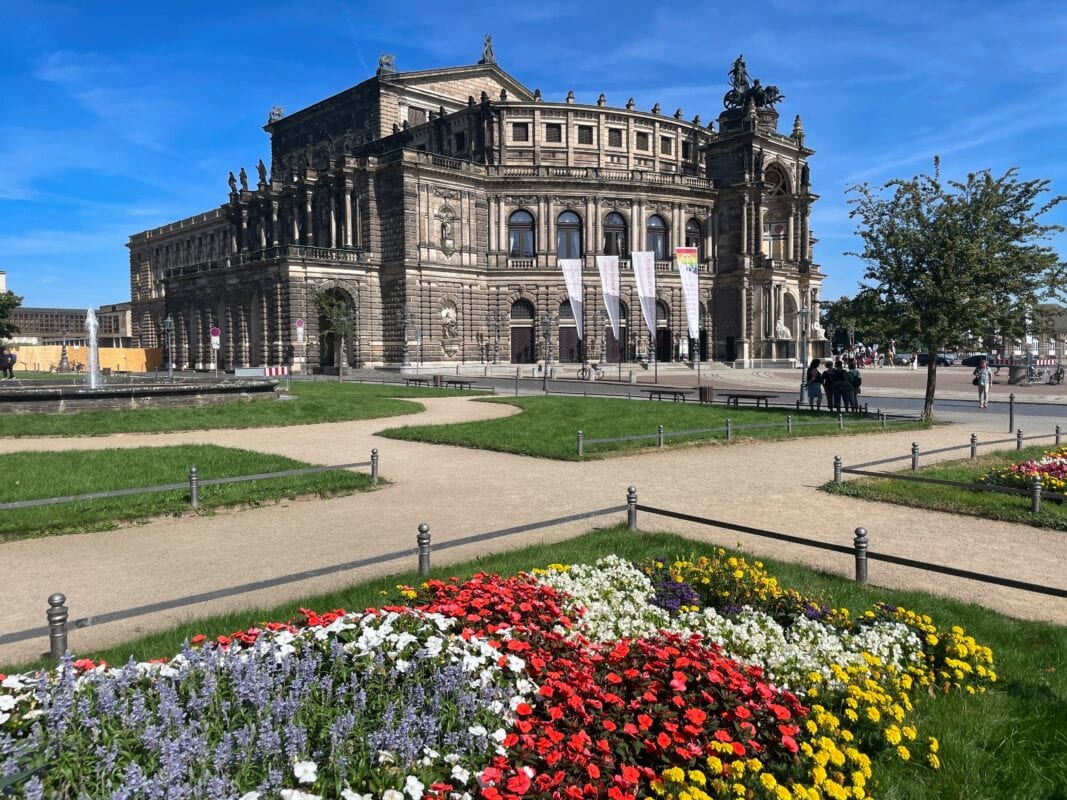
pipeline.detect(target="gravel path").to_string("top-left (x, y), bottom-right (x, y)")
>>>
top-left (1, 396), bottom-right (1063, 666)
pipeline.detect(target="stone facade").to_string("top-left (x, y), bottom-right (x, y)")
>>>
top-left (128, 53), bottom-right (824, 371)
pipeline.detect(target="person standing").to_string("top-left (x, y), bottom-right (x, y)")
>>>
top-left (846, 359), bottom-right (863, 412)
top-left (821, 360), bottom-right (837, 411)
top-left (973, 358), bottom-right (992, 408)
top-left (805, 358), bottom-right (823, 410)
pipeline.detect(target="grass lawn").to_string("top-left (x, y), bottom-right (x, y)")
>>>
top-left (824, 443), bottom-right (1067, 531)
top-left (0, 444), bottom-right (375, 541)
top-left (4, 526), bottom-right (1062, 799)
top-left (0, 380), bottom-right (478, 437)
top-left (378, 395), bottom-right (927, 459)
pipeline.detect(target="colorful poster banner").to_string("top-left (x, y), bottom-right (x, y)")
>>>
top-left (595, 255), bottom-right (621, 341)
top-left (675, 246), bottom-right (700, 341)
top-left (631, 251), bottom-right (657, 339)
top-left (558, 259), bottom-right (584, 339)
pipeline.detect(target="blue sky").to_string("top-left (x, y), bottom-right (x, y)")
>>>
top-left (2, 0), bottom-right (1065, 308)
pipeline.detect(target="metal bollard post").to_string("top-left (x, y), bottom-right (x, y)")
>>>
top-left (853, 528), bottom-right (869, 584)
top-left (188, 465), bottom-right (199, 509)
top-left (970, 433), bottom-right (978, 459)
top-left (911, 442), bottom-right (920, 471)
top-left (1017, 428), bottom-right (1024, 451)
top-left (1009, 393), bottom-right (1015, 433)
top-left (1031, 476), bottom-right (1043, 514)
top-left (626, 486), bottom-right (638, 531)
top-left (370, 448), bottom-right (379, 482)
top-left (838, 413), bottom-right (844, 430)
top-left (417, 523), bottom-right (432, 577)
top-left (514, 371), bottom-right (519, 397)
top-left (725, 418), bottom-right (732, 442)
top-left (786, 415), bottom-right (793, 434)
top-left (833, 455), bottom-right (843, 484)
top-left (880, 409), bottom-right (886, 429)
top-left (657, 425), bottom-right (665, 448)
top-left (47, 593), bottom-right (69, 662)
top-left (1058, 425), bottom-right (1062, 446)
top-left (577, 430), bottom-right (584, 457)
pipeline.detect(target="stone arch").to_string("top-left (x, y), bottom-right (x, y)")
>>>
top-left (763, 162), bottom-right (791, 196)
top-left (313, 282), bottom-right (358, 368)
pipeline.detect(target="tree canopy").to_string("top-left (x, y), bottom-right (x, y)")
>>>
top-left (0, 291), bottom-right (23, 340)
top-left (847, 159), bottom-right (1065, 418)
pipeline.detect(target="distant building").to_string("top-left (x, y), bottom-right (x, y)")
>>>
top-left (8, 303), bottom-right (132, 347)
top-left (129, 47), bottom-right (824, 371)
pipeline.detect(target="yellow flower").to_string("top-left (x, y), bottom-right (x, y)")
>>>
top-left (928, 737), bottom-right (939, 753)
top-left (896, 745), bottom-right (911, 761)
top-left (927, 753), bottom-right (941, 770)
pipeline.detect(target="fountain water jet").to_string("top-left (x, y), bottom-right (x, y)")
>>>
top-left (85, 309), bottom-right (101, 389)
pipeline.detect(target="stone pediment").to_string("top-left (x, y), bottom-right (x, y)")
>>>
top-left (380, 64), bottom-right (534, 104)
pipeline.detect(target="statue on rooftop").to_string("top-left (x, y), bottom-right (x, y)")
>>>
top-left (723, 55), bottom-right (785, 110)
top-left (377, 53), bottom-right (397, 75)
top-left (479, 34), bottom-right (495, 64)
top-left (228, 171), bottom-right (237, 194)
top-left (256, 159), bottom-right (267, 186)
top-left (238, 167), bottom-right (248, 192)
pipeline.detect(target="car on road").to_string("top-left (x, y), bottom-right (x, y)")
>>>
top-left (916, 353), bottom-right (957, 366)
top-left (893, 353), bottom-right (913, 366)
top-left (961, 354), bottom-right (995, 367)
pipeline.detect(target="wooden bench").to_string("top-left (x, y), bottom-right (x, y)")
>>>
top-left (641, 388), bottom-right (694, 402)
top-left (404, 377), bottom-right (432, 387)
top-left (443, 379), bottom-right (475, 390)
top-left (722, 391), bottom-right (779, 408)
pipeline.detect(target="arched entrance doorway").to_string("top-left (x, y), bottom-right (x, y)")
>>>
top-left (655, 300), bottom-right (672, 362)
top-left (317, 288), bottom-right (357, 369)
top-left (783, 292), bottom-right (799, 360)
top-left (510, 299), bottom-right (535, 363)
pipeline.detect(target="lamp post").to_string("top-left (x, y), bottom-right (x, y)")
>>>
top-left (797, 305), bottom-right (809, 404)
top-left (350, 309), bottom-right (360, 369)
top-left (539, 312), bottom-right (556, 394)
top-left (594, 309), bottom-right (606, 365)
top-left (488, 310), bottom-right (504, 364)
top-left (163, 315), bottom-right (175, 381)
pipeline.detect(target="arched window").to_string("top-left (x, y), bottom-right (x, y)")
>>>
top-left (685, 218), bottom-right (703, 261)
top-left (559, 300), bottom-right (575, 320)
top-left (510, 299), bottom-right (535, 320)
top-left (556, 211), bottom-right (582, 259)
top-left (763, 164), bottom-right (789, 196)
top-left (646, 215), bottom-right (668, 261)
top-left (603, 212), bottom-right (628, 257)
top-left (655, 300), bottom-right (669, 327)
top-left (508, 210), bottom-right (536, 257)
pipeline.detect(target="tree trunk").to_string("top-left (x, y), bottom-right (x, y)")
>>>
top-left (337, 334), bottom-right (345, 382)
top-left (924, 355), bottom-right (938, 420)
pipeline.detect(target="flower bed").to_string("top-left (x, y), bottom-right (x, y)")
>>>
top-left (975, 444), bottom-right (1067, 492)
top-left (0, 551), bottom-right (995, 799)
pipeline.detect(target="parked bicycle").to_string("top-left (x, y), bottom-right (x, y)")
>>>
top-left (576, 362), bottom-right (605, 381)
top-left (1049, 366), bottom-right (1065, 386)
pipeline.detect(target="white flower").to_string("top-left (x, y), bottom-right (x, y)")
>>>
top-left (382, 791), bottom-right (404, 800)
top-left (467, 724), bottom-right (488, 737)
top-left (0, 712), bottom-right (9, 725)
top-left (0, 695), bottom-right (16, 712)
top-left (238, 794), bottom-right (262, 800)
top-left (377, 750), bottom-right (397, 765)
top-left (404, 775), bottom-right (425, 799)
top-left (340, 791), bottom-right (372, 800)
top-left (293, 760), bottom-right (318, 784)
top-left (451, 765), bottom-right (471, 784)
top-left (280, 791), bottom-right (321, 800)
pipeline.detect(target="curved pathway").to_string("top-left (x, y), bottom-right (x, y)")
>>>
top-left (0, 396), bottom-right (1063, 666)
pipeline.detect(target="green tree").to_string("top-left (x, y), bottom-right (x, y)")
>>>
top-left (847, 159), bottom-right (1065, 419)
top-left (311, 286), bottom-right (357, 381)
top-left (0, 290), bottom-right (23, 339)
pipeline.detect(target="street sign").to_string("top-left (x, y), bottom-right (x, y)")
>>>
top-left (295, 318), bottom-right (305, 343)
top-left (210, 325), bottom-right (221, 350)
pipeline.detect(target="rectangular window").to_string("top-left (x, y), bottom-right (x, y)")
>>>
top-left (635, 131), bottom-right (649, 151)
top-left (407, 107), bottom-right (427, 126)
top-left (577, 125), bottom-right (594, 145)
top-left (660, 136), bottom-right (673, 155)
top-left (682, 141), bottom-right (692, 160)
top-left (512, 122), bottom-right (529, 141)
top-left (545, 123), bottom-right (562, 142)
top-left (454, 131), bottom-right (466, 151)
top-left (608, 128), bottom-right (623, 147)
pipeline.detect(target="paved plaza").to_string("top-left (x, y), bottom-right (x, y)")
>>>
top-left (1, 386), bottom-right (1065, 665)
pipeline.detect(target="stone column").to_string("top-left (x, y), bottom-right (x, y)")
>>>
top-left (329, 193), bottom-right (337, 248)
top-left (237, 303), bottom-right (249, 367)
top-left (291, 199), bottom-right (300, 244)
top-left (801, 201), bottom-right (811, 262)
top-left (193, 307), bottom-right (204, 370)
top-left (224, 305), bottom-right (235, 370)
top-left (274, 283), bottom-right (286, 364)
top-left (260, 291), bottom-right (271, 366)
top-left (240, 209), bottom-right (249, 253)
top-left (344, 183), bottom-right (353, 247)
top-left (787, 202), bottom-right (796, 262)
top-left (305, 192), bottom-right (314, 247)
top-left (740, 196), bottom-right (749, 255)
top-left (271, 201), bottom-right (280, 247)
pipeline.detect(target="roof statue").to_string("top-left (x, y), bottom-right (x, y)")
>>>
top-left (377, 53), bottom-right (397, 75)
top-left (479, 34), bottom-right (495, 65)
top-left (723, 55), bottom-right (785, 110)
top-left (238, 167), bottom-right (248, 192)
top-left (227, 171), bottom-right (237, 194)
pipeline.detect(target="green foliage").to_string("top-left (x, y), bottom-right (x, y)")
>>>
top-left (0, 290), bottom-right (23, 339)
top-left (0, 445), bottom-right (374, 542)
top-left (847, 159), bottom-right (1065, 418)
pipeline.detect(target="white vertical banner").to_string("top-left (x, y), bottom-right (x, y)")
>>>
top-left (675, 246), bottom-right (700, 340)
top-left (631, 250), bottom-right (657, 338)
top-left (595, 255), bottom-right (621, 340)
top-left (558, 259), bottom-right (584, 339)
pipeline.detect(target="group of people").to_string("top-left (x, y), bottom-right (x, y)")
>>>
top-left (805, 358), bottom-right (863, 412)
top-left (0, 346), bottom-right (16, 379)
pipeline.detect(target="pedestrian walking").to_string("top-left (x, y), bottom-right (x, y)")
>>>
top-left (973, 358), bottom-right (992, 409)
top-left (805, 358), bottom-right (823, 410)
top-left (846, 359), bottom-right (862, 412)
